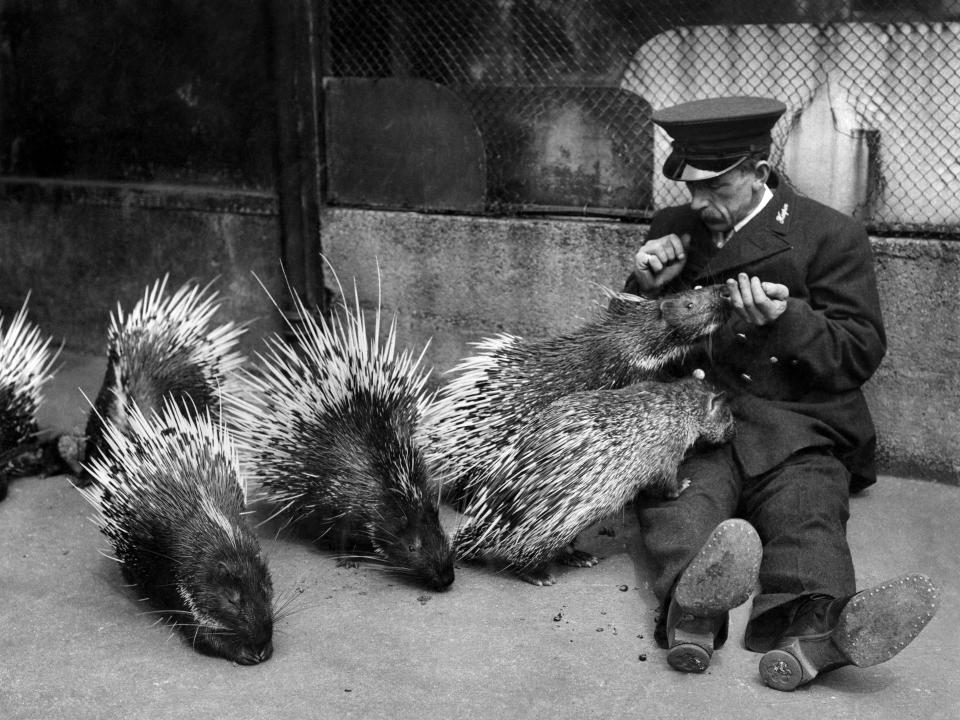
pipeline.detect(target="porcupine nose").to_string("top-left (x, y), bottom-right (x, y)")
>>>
top-left (238, 638), bottom-right (273, 665)
top-left (431, 564), bottom-right (455, 591)
top-left (254, 639), bottom-right (274, 663)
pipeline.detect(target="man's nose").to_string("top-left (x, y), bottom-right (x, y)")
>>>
top-left (688, 187), bottom-right (710, 211)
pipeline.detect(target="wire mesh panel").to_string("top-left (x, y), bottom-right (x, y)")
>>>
top-left (327, 0), bottom-right (960, 236)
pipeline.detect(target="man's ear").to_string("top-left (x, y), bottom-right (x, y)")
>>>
top-left (753, 160), bottom-right (771, 189)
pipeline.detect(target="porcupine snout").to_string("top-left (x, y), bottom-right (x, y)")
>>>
top-left (384, 509), bottom-right (456, 591)
top-left (423, 533), bottom-right (456, 592)
top-left (659, 284), bottom-right (731, 338)
top-left (177, 529), bottom-right (276, 667)
top-left (184, 539), bottom-right (276, 665)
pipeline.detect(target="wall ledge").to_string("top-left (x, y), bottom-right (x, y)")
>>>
top-left (0, 176), bottom-right (278, 216)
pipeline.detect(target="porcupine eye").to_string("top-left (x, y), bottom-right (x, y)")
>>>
top-left (215, 562), bottom-right (242, 609)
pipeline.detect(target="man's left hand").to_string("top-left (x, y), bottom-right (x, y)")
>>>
top-left (725, 273), bottom-right (789, 326)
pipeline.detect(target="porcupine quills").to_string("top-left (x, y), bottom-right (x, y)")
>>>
top-left (0, 295), bottom-right (61, 501)
top-left (418, 284), bottom-right (731, 508)
top-left (455, 375), bottom-right (735, 585)
top-left (78, 398), bottom-right (275, 664)
top-left (228, 274), bottom-right (456, 591)
top-left (77, 275), bottom-right (246, 486)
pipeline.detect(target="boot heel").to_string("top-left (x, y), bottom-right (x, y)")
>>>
top-left (759, 648), bottom-right (805, 691)
top-left (668, 643), bottom-right (712, 673)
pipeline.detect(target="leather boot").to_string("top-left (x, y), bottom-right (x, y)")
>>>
top-left (759, 573), bottom-right (940, 691)
top-left (665, 518), bottom-right (762, 673)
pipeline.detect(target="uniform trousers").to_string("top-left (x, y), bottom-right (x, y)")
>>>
top-left (635, 444), bottom-right (856, 652)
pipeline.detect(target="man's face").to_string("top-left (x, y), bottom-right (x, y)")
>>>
top-left (685, 165), bottom-right (762, 233)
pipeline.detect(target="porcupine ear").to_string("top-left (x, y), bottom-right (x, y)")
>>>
top-left (215, 560), bottom-right (243, 591)
top-left (216, 560), bottom-right (232, 579)
top-left (689, 369), bottom-right (726, 413)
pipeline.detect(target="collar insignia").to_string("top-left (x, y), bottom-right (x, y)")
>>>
top-left (775, 203), bottom-right (789, 225)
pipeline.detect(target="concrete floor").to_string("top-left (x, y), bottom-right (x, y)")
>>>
top-left (1, 351), bottom-right (958, 720)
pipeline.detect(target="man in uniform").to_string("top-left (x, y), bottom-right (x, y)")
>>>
top-left (626, 96), bottom-right (939, 690)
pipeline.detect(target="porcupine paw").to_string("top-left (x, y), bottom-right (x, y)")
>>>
top-left (663, 477), bottom-right (692, 500)
top-left (55, 433), bottom-right (85, 476)
top-left (516, 564), bottom-right (556, 587)
top-left (558, 544), bottom-right (600, 568)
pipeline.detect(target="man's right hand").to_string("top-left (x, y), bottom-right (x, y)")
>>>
top-left (633, 232), bottom-right (691, 294)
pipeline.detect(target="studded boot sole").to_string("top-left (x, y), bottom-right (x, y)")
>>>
top-left (759, 573), bottom-right (940, 691)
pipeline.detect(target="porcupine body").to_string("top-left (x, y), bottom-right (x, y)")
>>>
top-left (0, 297), bottom-right (60, 501)
top-left (79, 399), bottom-right (275, 664)
top-left (456, 376), bottom-right (735, 585)
top-left (420, 284), bottom-right (730, 506)
top-left (79, 276), bottom-right (245, 486)
top-left (230, 281), bottom-right (455, 591)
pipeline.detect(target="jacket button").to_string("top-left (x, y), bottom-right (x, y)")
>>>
top-left (790, 359), bottom-right (799, 367)
top-left (740, 373), bottom-right (752, 382)
top-left (769, 356), bottom-right (779, 364)
top-left (736, 332), bottom-right (747, 342)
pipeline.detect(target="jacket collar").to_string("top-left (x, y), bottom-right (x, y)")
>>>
top-left (683, 185), bottom-right (794, 285)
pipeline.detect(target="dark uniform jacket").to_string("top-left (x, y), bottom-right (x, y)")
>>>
top-left (624, 185), bottom-right (886, 491)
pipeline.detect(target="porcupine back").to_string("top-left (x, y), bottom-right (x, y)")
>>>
top-left (81, 275), bottom-right (246, 484)
top-left (0, 296), bottom-right (60, 500)
top-left (79, 398), bottom-right (275, 664)
top-left (229, 278), bottom-right (456, 591)
top-left (456, 376), bottom-right (734, 584)
top-left (420, 284), bottom-right (730, 505)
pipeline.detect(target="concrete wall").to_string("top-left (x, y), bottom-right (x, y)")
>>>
top-left (1, 194), bottom-right (956, 484)
top-left (0, 184), bottom-right (285, 358)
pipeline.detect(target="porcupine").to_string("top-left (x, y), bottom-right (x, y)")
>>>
top-left (79, 398), bottom-right (275, 664)
top-left (78, 275), bottom-right (245, 486)
top-left (456, 375), bottom-right (735, 585)
top-left (420, 284), bottom-right (731, 508)
top-left (0, 296), bottom-right (60, 501)
top-left (228, 276), bottom-right (456, 591)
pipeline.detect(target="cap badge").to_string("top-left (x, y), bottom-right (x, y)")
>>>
top-left (776, 203), bottom-right (789, 225)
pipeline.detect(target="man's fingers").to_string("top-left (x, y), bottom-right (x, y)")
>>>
top-left (634, 233), bottom-right (691, 288)
top-left (640, 252), bottom-right (665, 274)
top-left (737, 274), bottom-right (763, 322)
top-left (761, 281), bottom-right (789, 300)
top-left (666, 233), bottom-right (687, 260)
top-left (725, 275), bottom-right (789, 325)
top-left (724, 275), bottom-right (768, 323)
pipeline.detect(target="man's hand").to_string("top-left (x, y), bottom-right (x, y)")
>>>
top-left (726, 273), bottom-right (789, 325)
top-left (633, 233), bottom-right (690, 294)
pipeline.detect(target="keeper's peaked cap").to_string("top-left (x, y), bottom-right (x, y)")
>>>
top-left (653, 96), bottom-right (786, 182)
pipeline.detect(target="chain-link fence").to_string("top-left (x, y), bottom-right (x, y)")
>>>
top-left (328, 0), bottom-right (960, 236)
